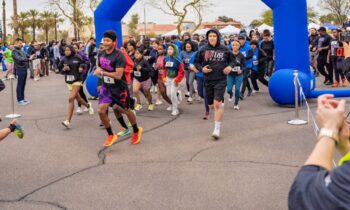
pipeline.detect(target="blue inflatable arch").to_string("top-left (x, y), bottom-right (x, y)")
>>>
top-left (93, 0), bottom-right (350, 105)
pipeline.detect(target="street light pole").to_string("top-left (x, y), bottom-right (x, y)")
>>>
top-left (143, 0), bottom-right (146, 38)
top-left (2, 0), bottom-right (6, 43)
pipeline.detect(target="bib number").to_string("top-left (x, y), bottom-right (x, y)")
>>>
top-left (253, 61), bottom-right (258, 66)
top-left (103, 76), bottom-right (115, 84)
top-left (134, 71), bottom-right (141, 77)
top-left (66, 75), bottom-right (75, 82)
top-left (232, 66), bottom-right (241, 72)
top-left (165, 61), bottom-right (174, 68)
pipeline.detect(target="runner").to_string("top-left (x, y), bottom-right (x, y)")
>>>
top-left (227, 40), bottom-right (245, 110)
top-left (150, 40), bottom-right (163, 105)
top-left (329, 29), bottom-right (347, 87)
top-left (59, 45), bottom-right (94, 129)
top-left (163, 44), bottom-right (184, 116)
top-left (260, 30), bottom-right (274, 77)
top-left (317, 27), bottom-right (333, 85)
top-left (95, 30), bottom-right (143, 147)
top-left (180, 42), bottom-right (196, 103)
top-left (155, 44), bottom-right (172, 108)
top-left (238, 35), bottom-right (253, 99)
top-left (250, 40), bottom-right (268, 92)
top-left (3, 43), bottom-right (14, 80)
top-left (133, 48), bottom-right (154, 111)
top-left (194, 28), bottom-right (236, 140)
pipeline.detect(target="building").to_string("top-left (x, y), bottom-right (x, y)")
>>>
top-left (201, 21), bottom-right (241, 29)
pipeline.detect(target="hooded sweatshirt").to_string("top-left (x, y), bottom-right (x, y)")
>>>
top-left (182, 32), bottom-right (198, 51)
top-left (194, 28), bottom-right (236, 81)
top-left (239, 41), bottom-right (254, 69)
top-left (58, 45), bottom-right (85, 84)
top-left (162, 44), bottom-right (185, 84)
top-left (133, 57), bottom-right (151, 82)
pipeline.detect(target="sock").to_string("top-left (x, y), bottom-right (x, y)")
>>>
top-left (117, 116), bottom-right (128, 129)
top-left (132, 123), bottom-right (139, 133)
top-left (214, 121), bottom-right (221, 130)
top-left (106, 127), bottom-right (113, 135)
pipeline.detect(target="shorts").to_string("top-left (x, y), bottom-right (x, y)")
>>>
top-left (98, 84), bottom-right (131, 109)
top-left (67, 81), bottom-right (82, 91)
top-left (204, 79), bottom-right (227, 105)
top-left (32, 59), bottom-right (41, 70)
top-left (134, 78), bottom-right (152, 91)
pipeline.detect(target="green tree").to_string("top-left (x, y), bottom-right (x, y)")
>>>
top-left (28, 9), bottom-right (40, 41)
top-left (249, 19), bottom-right (263, 28)
top-left (18, 12), bottom-right (30, 41)
top-left (307, 7), bottom-right (319, 23)
top-left (52, 12), bottom-right (64, 41)
top-left (261, 10), bottom-right (273, 25)
top-left (319, 13), bottom-right (338, 24)
top-left (40, 11), bottom-right (54, 44)
top-left (217, 16), bottom-right (234, 23)
top-left (127, 13), bottom-right (139, 38)
top-left (319, 0), bottom-right (350, 25)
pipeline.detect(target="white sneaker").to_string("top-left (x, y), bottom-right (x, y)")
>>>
top-left (171, 109), bottom-right (179, 116)
top-left (88, 102), bottom-right (94, 115)
top-left (155, 100), bottom-right (163, 105)
top-left (76, 107), bottom-right (83, 115)
top-left (234, 105), bottom-right (240, 110)
top-left (185, 92), bottom-right (190, 97)
top-left (34, 77), bottom-right (40, 81)
top-left (166, 106), bottom-right (172, 111)
top-left (187, 97), bottom-right (193, 103)
top-left (212, 128), bottom-right (220, 140)
top-left (252, 90), bottom-right (260, 94)
top-left (62, 120), bottom-right (71, 129)
top-left (83, 107), bottom-right (89, 112)
top-left (177, 90), bottom-right (183, 102)
top-left (228, 96), bottom-right (233, 102)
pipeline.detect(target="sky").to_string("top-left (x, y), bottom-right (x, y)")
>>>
top-left (7, 0), bottom-right (321, 28)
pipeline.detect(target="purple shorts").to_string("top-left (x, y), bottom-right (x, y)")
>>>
top-left (98, 84), bottom-right (131, 109)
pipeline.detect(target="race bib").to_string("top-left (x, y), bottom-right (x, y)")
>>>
top-left (232, 66), bottom-right (241, 72)
top-left (103, 76), bottom-right (115, 84)
top-left (134, 71), bottom-right (141, 77)
top-left (35, 51), bottom-right (40, 56)
top-left (253, 61), bottom-right (258, 66)
top-left (66, 75), bottom-right (75, 82)
top-left (165, 61), bottom-right (174, 68)
top-left (184, 59), bottom-right (189, 64)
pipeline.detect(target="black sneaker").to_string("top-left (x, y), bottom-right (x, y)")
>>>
top-left (325, 81), bottom-right (333, 86)
top-left (248, 90), bottom-right (253, 97)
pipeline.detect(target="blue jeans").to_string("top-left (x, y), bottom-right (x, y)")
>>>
top-left (196, 77), bottom-right (209, 113)
top-left (16, 68), bottom-right (27, 102)
top-left (227, 73), bottom-right (243, 105)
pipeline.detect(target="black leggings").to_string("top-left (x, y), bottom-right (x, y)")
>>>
top-left (317, 57), bottom-right (333, 82)
top-left (331, 57), bottom-right (345, 83)
top-left (251, 68), bottom-right (268, 91)
top-left (78, 75), bottom-right (88, 106)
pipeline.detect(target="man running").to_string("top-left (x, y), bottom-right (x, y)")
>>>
top-left (95, 30), bottom-right (143, 147)
top-left (194, 28), bottom-right (236, 140)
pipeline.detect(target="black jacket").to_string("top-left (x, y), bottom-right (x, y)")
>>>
top-left (133, 58), bottom-right (151, 82)
top-left (58, 45), bottom-right (85, 84)
top-left (230, 52), bottom-right (246, 75)
top-left (194, 28), bottom-right (236, 81)
top-left (12, 46), bottom-right (29, 69)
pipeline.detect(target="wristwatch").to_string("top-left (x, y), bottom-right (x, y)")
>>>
top-left (318, 128), bottom-right (339, 145)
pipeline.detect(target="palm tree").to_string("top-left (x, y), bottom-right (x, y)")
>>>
top-left (52, 12), bottom-right (63, 41)
top-left (40, 11), bottom-right (53, 43)
top-left (18, 12), bottom-right (29, 41)
top-left (12, 0), bottom-right (19, 39)
top-left (28, 9), bottom-right (39, 41)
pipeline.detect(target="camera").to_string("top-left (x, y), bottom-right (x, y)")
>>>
top-left (340, 32), bottom-right (350, 43)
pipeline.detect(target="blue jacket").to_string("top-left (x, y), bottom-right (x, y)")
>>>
top-left (180, 51), bottom-right (195, 71)
top-left (240, 42), bottom-right (253, 69)
top-left (189, 51), bottom-right (202, 78)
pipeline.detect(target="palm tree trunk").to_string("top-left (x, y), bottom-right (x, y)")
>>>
top-left (32, 24), bottom-right (35, 41)
top-left (45, 26), bottom-right (48, 44)
top-left (13, 0), bottom-right (19, 39)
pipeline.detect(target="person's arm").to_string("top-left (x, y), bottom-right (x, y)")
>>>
top-left (304, 95), bottom-right (346, 171)
top-left (194, 49), bottom-right (204, 71)
top-left (339, 42), bottom-right (350, 71)
top-left (258, 49), bottom-right (267, 63)
top-left (174, 62), bottom-right (185, 85)
top-left (12, 50), bottom-right (29, 63)
top-left (245, 49), bottom-right (254, 60)
top-left (0, 120), bottom-right (18, 141)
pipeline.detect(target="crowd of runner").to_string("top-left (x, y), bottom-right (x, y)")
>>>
top-left (1, 25), bottom-right (348, 145)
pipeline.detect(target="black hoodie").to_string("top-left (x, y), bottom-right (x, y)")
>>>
top-left (58, 45), bottom-right (85, 84)
top-left (182, 32), bottom-right (198, 51)
top-left (194, 28), bottom-right (236, 81)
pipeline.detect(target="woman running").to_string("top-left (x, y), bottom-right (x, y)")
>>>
top-left (155, 44), bottom-right (172, 108)
top-left (133, 48), bottom-right (154, 111)
top-left (59, 45), bottom-right (94, 128)
top-left (180, 42), bottom-right (196, 103)
top-left (163, 44), bottom-right (184, 116)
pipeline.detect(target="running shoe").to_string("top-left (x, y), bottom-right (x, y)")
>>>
top-left (187, 97), bottom-right (193, 103)
top-left (228, 96), bottom-right (233, 102)
top-left (88, 102), bottom-right (94, 115)
top-left (117, 128), bottom-right (131, 137)
top-left (103, 134), bottom-right (118, 147)
top-left (23, 99), bottom-right (30, 104)
top-left (131, 127), bottom-right (143, 145)
top-left (155, 100), bottom-right (163, 105)
top-left (76, 107), bottom-right (83, 115)
top-left (83, 107), bottom-right (89, 112)
top-left (148, 104), bottom-right (154, 111)
top-left (185, 92), bottom-right (190, 97)
top-left (62, 120), bottom-right (71, 129)
top-left (17, 100), bottom-right (28, 106)
top-left (14, 124), bottom-right (24, 139)
top-left (342, 79), bottom-right (348, 87)
top-left (332, 81), bottom-right (339, 87)
top-left (212, 128), bottom-right (220, 140)
top-left (166, 106), bottom-right (172, 111)
top-left (234, 105), bottom-right (240, 110)
top-left (135, 104), bottom-right (142, 111)
top-left (240, 94), bottom-right (244, 100)
top-left (252, 90), bottom-right (260, 94)
top-left (171, 109), bottom-right (179, 116)
top-left (203, 112), bottom-right (209, 120)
